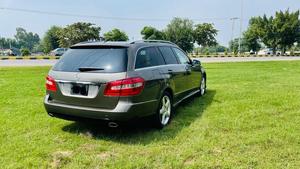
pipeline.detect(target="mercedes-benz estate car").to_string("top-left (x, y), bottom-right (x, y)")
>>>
top-left (44, 40), bottom-right (206, 128)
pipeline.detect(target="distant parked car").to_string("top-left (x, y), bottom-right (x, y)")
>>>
top-left (0, 48), bottom-right (20, 56)
top-left (257, 49), bottom-right (273, 56)
top-left (249, 50), bottom-right (255, 55)
top-left (50, 48), bottom-right (67, 56)
top-left (271, 51), bottom-right (283, 56)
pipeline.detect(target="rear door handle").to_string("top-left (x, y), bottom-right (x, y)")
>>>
top-left (184, 67), bottom-right (191, 75)
top-left (167, 69), bottom-right (173, 75)
top-left (160, 69), bottom-right (173, 75)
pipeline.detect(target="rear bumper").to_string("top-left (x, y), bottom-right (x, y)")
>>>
top-left (44, 94), bottom-right (158, 121)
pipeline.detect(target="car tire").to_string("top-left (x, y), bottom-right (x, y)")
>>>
top-left (199, 75), bottom-right (206, 96)
top-left (153, 92), bottom-right (173, 129)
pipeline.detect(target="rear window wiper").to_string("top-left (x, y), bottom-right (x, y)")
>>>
top-left (78, 67), bottom-right (105, 72)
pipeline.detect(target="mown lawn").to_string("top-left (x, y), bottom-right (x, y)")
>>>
top-left (0, 61), bottom-right (300, 169)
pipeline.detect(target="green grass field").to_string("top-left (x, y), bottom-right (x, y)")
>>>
top-left (0, 61), bottom-right (300, 168)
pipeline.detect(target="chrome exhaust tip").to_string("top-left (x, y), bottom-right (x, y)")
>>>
top-left (48, 113), bottom-right (54, 117)
top-left (108, 122), bottom-right (119, 128)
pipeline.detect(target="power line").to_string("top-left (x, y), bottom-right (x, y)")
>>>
top-left (0, 7), bottom-right (168, 22)
top-left (0, 7), bottom-right (246, 22)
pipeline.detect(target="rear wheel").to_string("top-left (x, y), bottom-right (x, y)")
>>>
top-left (153, 92), bottom-right (172, 129)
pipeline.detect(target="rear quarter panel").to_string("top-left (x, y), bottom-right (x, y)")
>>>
top-left (126, 67), bottom-right (173, 103)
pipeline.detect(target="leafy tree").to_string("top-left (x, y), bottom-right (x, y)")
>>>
top-left (164, 18), bottom-right (194, 52)
top-left (197, 44), bottom-right (228, 54)
top-left (42, 26), bottom-right (62, 53)
top-left (296, 42), bottom-right (300, 50)
top-left (141, 26), bottom-right (165, 40)
top-left (254, 15), bottom-right (279, 54)
top-left (193, 23), bottom-right (218, 47)
top-left (20, 48), bottom-right (30, 56)
top-left (104, 28), bottom-right (129, 41)
top-left (0, 37), bottom-right (20, 49)
top-left (273, 10), bottom-right (300, 53)
top-left (58, 22), bottom-right (101, 48)
top-left (243, 27), bottom-right (261, 52)
top-left (246, 9), bottom-right (300, 53)
top-left (229, 38), bottom-right (249, 54)
top-left (14, 27), bottom-right (40, 51)
top-left (32, 43), bottom-right (44, 53)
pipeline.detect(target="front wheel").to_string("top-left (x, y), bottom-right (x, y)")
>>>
top-left (199, 76), bottom-right (206, 96)
top-left (153, 92), bottom-right (173, 129)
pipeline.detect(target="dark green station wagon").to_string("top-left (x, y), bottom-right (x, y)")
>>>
top-left (44, 40), bottom-right (206, 128)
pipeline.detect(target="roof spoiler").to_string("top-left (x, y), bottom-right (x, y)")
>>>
top-left (130, 40), bottom-right (177, 46)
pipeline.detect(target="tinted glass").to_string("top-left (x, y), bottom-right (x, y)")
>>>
top-left (53, 48), bottom-right (128, 73)
top-left (172, 48), bottom-right (190, 64)
top-left (158, 47), bottom-right (178, 64)
top-left (135, 47), bottom-right (165, 69)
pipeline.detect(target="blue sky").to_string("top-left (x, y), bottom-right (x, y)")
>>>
top-left (0, 0), bottom-right (299, 46)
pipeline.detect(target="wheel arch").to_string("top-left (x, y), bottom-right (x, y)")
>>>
top-left (164, 87), bottom-right (174, 100)
top-left (201, 68), bottom-right (207, 79)
top-left (157, 86), bottom-right (174, 103)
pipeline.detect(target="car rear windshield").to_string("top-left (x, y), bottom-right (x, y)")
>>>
top-left (52, 47), bottom-right (128, 73)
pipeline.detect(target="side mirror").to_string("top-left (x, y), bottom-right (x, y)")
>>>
top-left (192, 59), bottom-right (201, 66)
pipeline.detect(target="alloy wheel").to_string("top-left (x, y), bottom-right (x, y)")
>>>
top-left (200, 77), bottom-right (206, 96)
top-left (159, 95), bottom-right (171, 125)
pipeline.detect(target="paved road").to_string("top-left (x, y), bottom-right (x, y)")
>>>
top-left (1, 57), bottom-right (300, 67)
top-left (195, 56), bottom-right (300, 63)
top-left (0, 59), bottom-right (57, 67)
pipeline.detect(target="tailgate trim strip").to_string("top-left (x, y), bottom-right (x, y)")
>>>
top-left (55, 80), bottom-right (100, 85)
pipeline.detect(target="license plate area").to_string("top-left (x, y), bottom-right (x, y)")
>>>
top-left (71, 83), bottom-right (89, 96)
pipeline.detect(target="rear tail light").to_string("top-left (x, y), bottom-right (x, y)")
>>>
top-left (104, 77), bottom-right (145, 96)
top-left (46, 75), bottom-right (57, 92)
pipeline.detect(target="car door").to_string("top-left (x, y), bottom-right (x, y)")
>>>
top-left (132, 46), bottom-right (166, 103)
top-left (172, 47), bottom-right (202, 93)
top-left (158, 46), bottom-right (187, 103)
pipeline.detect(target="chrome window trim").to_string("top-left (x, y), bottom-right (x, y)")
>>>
top-left (134, 64), bottom-right (180, 71)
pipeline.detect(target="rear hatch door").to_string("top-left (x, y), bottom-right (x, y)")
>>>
top-left (48, 46), bottom-right (128, 109)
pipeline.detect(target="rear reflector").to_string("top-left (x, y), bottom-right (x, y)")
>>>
top-left (104, 77), bottom-right (145, 96)
top-left (46, 75), bottom-right (57, 92)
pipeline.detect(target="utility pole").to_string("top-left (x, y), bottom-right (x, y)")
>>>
top-left (0, 36), bottom-right (3, 55)
top-left (230, 17), bottom-right (238, 53)
top-left (238, 0), bottom-right (244, 55)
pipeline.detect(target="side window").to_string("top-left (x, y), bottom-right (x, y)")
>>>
top-left (172, 48), bottom-right (190, 64)
top-left (158, 47), bottom-right (178, 64)
top-left (135, 47), bottom-right (165, 69)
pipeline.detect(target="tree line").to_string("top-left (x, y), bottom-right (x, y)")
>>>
top-left (231, 9), bottom-right (300, 54)
top-left (141, 18), bottom-right (218, 52)
top-left (0, 9), bottom-right (299, 55)
top-left (0, 17), bottom-right (218, 54)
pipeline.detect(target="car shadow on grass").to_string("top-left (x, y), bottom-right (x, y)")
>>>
top-left (62, 90), bottom-right (215, 145)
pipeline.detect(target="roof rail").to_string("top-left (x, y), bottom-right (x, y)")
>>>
top-left (130, 40), bottom-right (177, 46)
